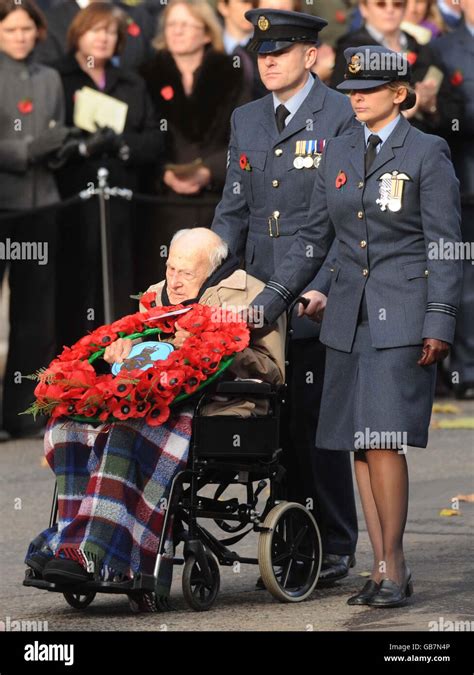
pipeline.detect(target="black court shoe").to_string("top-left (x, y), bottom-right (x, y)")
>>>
top-left (43, 558), bottom-right (92, 584)
top-left (367, 574), bottom-right (414, 608)
top-left (347, 579), bottom-right (380, 606)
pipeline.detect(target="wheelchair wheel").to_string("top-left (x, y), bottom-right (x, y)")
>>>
top-left (182, 552), bottom-right (220, 611)
top-left (258, 501), bottom-right (322, 603)
top-left (63, 592), bottom-right (96, 609)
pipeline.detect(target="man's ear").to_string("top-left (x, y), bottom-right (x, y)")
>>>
top-left (305, 45), bottom-right (318, 70)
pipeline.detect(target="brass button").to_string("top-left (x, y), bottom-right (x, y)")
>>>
top-left (362, 268), bottom-right (369, 277)
top-left (424, 269), bottom-right (429, 276)
top-left (275, 148), bottom-right (283, 156)
top-left (357, 211), bottom-right (364, 219)
top-left (272, 179), bottom-right (279, 188)
top-left (358, 181), bottom-right (364, 189)
top-left (360, 240), bottom-right (367, 248)
top-left (272, 210), bottom-right (280, 218)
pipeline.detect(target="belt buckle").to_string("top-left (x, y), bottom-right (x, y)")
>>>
top-left (267, 214), bottom-right (280, 238)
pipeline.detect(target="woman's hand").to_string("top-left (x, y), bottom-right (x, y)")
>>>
top-left (417, 338), bottom-right (450, 366)
top-left (297, 290), bottom-right (327, 322)
top-left (103, 338), bottom-right (133, 364)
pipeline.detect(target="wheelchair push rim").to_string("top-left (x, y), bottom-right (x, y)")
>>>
top-left (258, 501), bottom-right (322, 602)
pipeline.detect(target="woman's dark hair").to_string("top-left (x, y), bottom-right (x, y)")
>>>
top-left (0, 0), bottom-right (47, 42)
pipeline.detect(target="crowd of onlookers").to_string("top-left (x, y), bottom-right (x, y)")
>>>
top-left (0, 0), bottom-right (472, 438)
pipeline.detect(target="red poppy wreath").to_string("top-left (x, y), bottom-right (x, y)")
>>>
top-left (23, 297), bottom-right (250, 427)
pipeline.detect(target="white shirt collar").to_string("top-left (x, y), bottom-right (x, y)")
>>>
top-left (76, 0), bottom-right (90, 9)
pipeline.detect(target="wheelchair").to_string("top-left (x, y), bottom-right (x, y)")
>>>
top-left (23, 299), bottom-right (323, 612)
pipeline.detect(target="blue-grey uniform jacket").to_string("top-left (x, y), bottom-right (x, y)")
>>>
top-left (255, 115), bottom-right (463, 350)
top-left (212, 75), bottom-right (356, 337)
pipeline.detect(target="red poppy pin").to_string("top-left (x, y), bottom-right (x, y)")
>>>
top-left (239, 153), bottom-right (251, 171)
top-left (450, 70), bottom-right (463, 87)
top-left (17, 98), bottom-right (33, 114)
top-left (160, 85), bottom-right (174, 101)
top-left (127, 19), bottom-right (141, 37)
top-left (335, 170), bottom-right (347, 189)
top-left (406, 51), bottom-right (418, 66)
top-left (335, 9), bottom-right (346, 23)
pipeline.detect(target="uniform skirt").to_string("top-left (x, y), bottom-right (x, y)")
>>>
top-left (316, 295), bottom-right (437, 451)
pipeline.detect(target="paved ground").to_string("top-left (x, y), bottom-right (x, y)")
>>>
top-left (0, 400), bottom-right (472, 632)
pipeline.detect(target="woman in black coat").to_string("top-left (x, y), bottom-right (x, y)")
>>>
top-left (52, 2), bottom-right (163, 348)
top-left (139, 0), bottom-right (251, 285)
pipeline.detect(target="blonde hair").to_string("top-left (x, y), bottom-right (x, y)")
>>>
top-left (153, 0), bottom-right (224, 53)
top-left (386, 80), bottom-right (416, 110)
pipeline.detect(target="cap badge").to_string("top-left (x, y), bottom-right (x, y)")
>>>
top-left (348, 54), bottom-right (362, 74)
top-left (258, 15), bottom-right (270, 31)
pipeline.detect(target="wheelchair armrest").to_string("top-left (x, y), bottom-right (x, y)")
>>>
top-left (214, 380), bottom-right (273, 396)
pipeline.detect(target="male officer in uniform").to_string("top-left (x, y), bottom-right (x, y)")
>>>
top-left (212, 9), bottom-right (358, 584)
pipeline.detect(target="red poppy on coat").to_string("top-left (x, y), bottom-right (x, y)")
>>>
top-left (406, 51), bottom-right (418, 66)
top-left (127, 20), bottom-right (141, 37)
top-left (17, 98), bottom-right (33, 114)
top-left (450, 70), bottom-right (463, 86)
top-left (335, 170), bottom-right (347, 189)
top-left (160, 85), bottom-right (174, 101)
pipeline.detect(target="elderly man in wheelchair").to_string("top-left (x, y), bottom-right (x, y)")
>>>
top-left (24, 228), bottom-right (322, 612)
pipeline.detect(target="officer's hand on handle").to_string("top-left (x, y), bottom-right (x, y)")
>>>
top-left (417, 338), bottom-right (450, 367)
top-left (297, 290), bottom-right (327, 322)
top-left (103, 338), bottom-right (133, 364)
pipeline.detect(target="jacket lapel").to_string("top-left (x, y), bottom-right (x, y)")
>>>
top-left (348, 126), bottom-right (366, 179)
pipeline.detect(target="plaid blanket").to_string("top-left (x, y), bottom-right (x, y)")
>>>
top-left (26, 409), bottom-right (193, 596)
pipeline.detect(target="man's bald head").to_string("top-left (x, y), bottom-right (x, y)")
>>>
top-left (166, 228), bottom-right (229, 304)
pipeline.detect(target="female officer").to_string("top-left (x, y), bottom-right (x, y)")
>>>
top-left (254, 45), bottom-right (463, 607)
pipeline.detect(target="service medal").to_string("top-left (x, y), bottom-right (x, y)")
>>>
top-left (376, 170), bottom-right (411, 212)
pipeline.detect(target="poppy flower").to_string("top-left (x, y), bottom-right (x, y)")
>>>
top-left (114, 400), bottom-right (135, 420)
top-left (91, 326), bottom-right (118, 348)
top-left (127, 20), bottom-right (141, 37)
top-left (239, 153), bottom-right (251, 171)
top-left (160, 85), bottom-right (174, 101)
top-left (406, 51), bottom-right (418, 66)
top-left (17, 98), bottom-right (33, 114)
top-left (134, 400), bottom-right (151, 417)
top-left (335, 170), bottom-right (347, 189)
top-left (112, 380), bottom-right (134, 398)
top-left (52, 402), bottom-right (77, 417)
top-left (335, 9), bottom-right (346, 22)
top-left (450, 70), bottom-right (463, 87)
top-left (111, 312), bottom-right (144, 334)
top-left (146, 403), bottom-right (170, 426)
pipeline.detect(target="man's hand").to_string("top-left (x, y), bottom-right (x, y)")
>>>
top-left (297, 290), bottom-right (327, 322)
top-left (417, 338), bottom-right (450, 367)
top-left (163, 166), bottom-right (211, 195)
top-left (172, 321), bottom-right (192, 348)
top-left (103, 338), bottom-right (133, 364)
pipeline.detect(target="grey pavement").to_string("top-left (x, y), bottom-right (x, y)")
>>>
top-left (0, 401), bottom-right (472, 632)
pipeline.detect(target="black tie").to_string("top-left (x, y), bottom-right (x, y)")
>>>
top-left (275, 104), bottom-right (290, 133)
top-left (365, 134), bottom-right (381, 174)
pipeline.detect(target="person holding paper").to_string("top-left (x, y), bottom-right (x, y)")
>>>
top-left (51, 2), bottom-right (163, 350)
